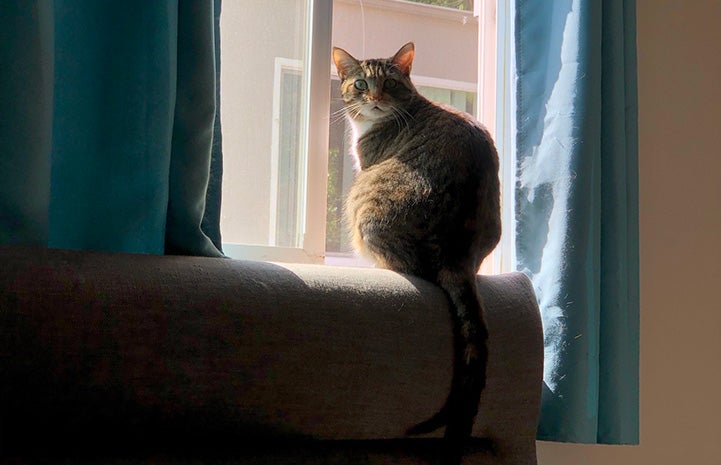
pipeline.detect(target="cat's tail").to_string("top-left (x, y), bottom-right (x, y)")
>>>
top-left (406, 269), bottom-right (489, 463)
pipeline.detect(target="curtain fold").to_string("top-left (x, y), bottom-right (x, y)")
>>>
top-left (0, 0), bottom-right (223, 256)
top-left (514, 0), bottom-right (639, 443)
top-left (0, 1), bottom-right (54, 246)
top-left (201, 0), bottom-right (225, 253)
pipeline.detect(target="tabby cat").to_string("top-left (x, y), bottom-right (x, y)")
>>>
top-left (332, 42), bottom-right (502, 464)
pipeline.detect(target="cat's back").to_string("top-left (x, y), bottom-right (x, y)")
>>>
top-left (348, 97), bottom-right (500, 261)
top-left (334, 43), bottom-right (500, 263)
top-left (356, 97), bottom-right (497, 186)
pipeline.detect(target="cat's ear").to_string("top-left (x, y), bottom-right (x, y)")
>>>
top-left (332, 47), bottom-right (361, 80)
top-left (391, 42), bottom-right (415, 76)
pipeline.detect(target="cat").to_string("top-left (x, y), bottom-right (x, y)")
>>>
top-left (332, 42), bottom-right (501, 464)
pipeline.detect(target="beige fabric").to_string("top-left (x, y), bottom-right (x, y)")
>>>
top-left (0, 246), bottom-right (543, 464)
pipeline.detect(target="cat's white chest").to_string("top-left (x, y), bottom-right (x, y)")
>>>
top-left (349, 119), bottom-right (377, 171)
top-left (351, 118), bottom-right (376, 139)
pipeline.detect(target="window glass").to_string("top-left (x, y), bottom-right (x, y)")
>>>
top-left (219, 2), bottom-right (310, 248)
top-left (219, 0), bottom-right (489, 265)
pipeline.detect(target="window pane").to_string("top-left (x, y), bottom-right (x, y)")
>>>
top-left (275, 69), bottom-right (303, 247)
top-left (220, 1), bottom-right (310, 248)
top-left (417, 86), bottom-right (477, 115)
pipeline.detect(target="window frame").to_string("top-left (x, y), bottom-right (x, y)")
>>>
top-left (222, 0), bottom-right (333, 264)
top-left (222, 0), bottom-right (512, 274)
top-left (492, 0), bottom-right (516, 273)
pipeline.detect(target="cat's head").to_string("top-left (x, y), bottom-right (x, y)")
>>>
top-left (332, 42), bottom-right (418, 123)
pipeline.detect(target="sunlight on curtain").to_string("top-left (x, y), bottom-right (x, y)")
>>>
top-left (514, 0), bottom-right (639, 444)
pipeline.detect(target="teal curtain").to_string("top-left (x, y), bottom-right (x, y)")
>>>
top-left (514, 0), bottom-right (639, 443)
top-left (0, 0), bottom-right (223, 256)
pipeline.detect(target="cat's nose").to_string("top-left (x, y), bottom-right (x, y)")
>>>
top-left (367, 92), bottom-right (383, 102)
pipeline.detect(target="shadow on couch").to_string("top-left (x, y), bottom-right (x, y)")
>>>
top-left (0, 246), bottom-right (543, 464)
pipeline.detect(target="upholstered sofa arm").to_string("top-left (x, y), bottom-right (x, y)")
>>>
top-left (0, 246), bottom-right (542, 464)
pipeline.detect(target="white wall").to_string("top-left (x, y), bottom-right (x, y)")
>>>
top-left (537, 1), bottom-right (721, 464)
top-left (332, 0), bottom-right (478, 82)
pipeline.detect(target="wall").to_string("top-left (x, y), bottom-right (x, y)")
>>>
top-left (332, 0), bottom-right (478, 82)
top-left (537, 1), bottom-right (721, 464)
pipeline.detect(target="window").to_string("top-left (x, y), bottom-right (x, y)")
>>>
top-left (220, 0), bottom-right (511, 273)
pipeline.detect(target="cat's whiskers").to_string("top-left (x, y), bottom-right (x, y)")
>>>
top-left (391, 108), bottom-right (406, 131)
top-left (388, 103), bottom-right (413, 132)
top-left (350, 104), bottom-right (365, 120)
top-left (390, 108), bottom-right (403, 132)
top-left (331, 102), bottom-right (359, 117)
top-left (330, 101), bottom-right (365, 126)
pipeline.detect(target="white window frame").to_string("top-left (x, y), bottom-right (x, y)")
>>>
top-left (492, 0), bottom-right (516, 274)
top-left (223, 0), bottom-right (333, 264)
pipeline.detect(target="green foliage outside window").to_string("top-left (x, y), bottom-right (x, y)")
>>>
top-left (408, 0), bottom-right (473, 11)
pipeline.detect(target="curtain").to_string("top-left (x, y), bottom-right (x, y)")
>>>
top-left (514, 0), bottom-right (639, 444)
top-left (0, 0), bottom-right (223, 256)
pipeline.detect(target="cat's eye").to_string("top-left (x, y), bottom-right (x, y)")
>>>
top-left (353, 79), bottom-right (368, 91)
top-left (384, 79), bottom-right (397, 89)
